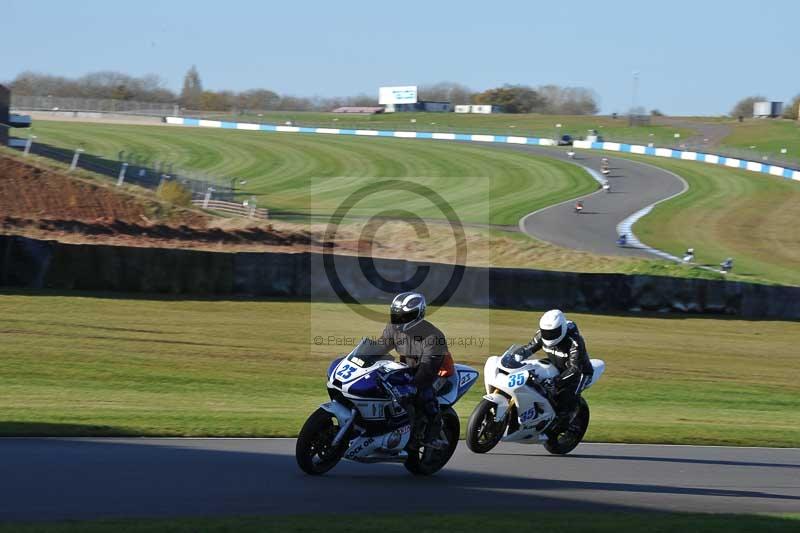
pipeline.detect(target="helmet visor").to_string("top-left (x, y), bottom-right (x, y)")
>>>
top-left (391, 307), bottom-right (418, 326)
top-left (541, 326), bottom-right (563, 342)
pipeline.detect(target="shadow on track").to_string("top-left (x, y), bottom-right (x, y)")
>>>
top-left (1, 438), bottom-right (799, 523)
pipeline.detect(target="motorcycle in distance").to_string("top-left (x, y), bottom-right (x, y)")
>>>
top-left (466, 345), bottom-right (605, 455)
top-left (296, 338), bottom-right (480, 476)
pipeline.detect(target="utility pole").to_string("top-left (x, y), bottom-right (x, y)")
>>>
top-left (631, 71), bottom-right (640, 114)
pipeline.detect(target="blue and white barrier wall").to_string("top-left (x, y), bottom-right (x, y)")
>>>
top-left (164, 116), bottom-right (556, 146)
top-left (164, 116), bottom-right (800, 182)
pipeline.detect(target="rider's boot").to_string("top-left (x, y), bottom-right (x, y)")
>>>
top-left (422, 413), bottom-right (447, 450)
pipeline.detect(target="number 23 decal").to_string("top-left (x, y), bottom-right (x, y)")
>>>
top-left (336, 364), bottom-right (357, 379)
top-left (508, 373), bottom-right (525, 387)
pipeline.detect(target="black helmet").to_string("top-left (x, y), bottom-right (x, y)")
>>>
top-left (390, 292), bottom-right (426, 332)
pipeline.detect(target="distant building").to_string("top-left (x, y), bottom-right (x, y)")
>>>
top-left (386, 101), bottom-right (452, 113)
top-left (331, 106), bottom-right (384, 114)
top-left (454, 104), bottom-right (503, 114)
top-left (753, 101), bottom-right (783, 118)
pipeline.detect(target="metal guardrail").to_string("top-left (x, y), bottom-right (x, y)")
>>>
top-left (8, 137), bottom-right (234, 201)
top-left (192, 199), bottom-right (269, 219)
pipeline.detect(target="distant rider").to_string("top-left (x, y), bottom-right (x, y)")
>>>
top-left (515, 310), bottom-right (594, 427)
top-left (370, 292), bottom-right (449, 449)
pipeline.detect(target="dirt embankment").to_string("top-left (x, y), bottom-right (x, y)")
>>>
top-left (0, 153), bottom-right (324, 251)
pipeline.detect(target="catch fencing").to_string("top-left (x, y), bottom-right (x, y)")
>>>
top-left (8, 138), bottom-right (235, 202)
top-left (11, 95), bottom-right (177, 116)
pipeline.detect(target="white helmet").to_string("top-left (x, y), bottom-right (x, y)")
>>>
top-left (539, 309), bottom-right (567, 347)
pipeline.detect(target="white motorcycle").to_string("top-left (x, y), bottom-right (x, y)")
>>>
top-left (466, 345), bottom-right (605, 455)
top-left (296, 338), bottom-right (479, 476)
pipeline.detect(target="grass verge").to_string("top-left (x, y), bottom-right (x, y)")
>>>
top-left (1, 292), bottom-right (798, 446)
top-left (618, 155), bottom-right (800, 286)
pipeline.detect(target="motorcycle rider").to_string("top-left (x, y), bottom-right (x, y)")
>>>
top-left (515, 309), bottom-right (594, 427)
top-left (370, 292), bottom-right (449, 449)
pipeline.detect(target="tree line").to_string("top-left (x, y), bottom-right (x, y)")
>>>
top-left (7, 67), bottom-right (600, 114)
top-left (731, 94), bottom-right (800, 119)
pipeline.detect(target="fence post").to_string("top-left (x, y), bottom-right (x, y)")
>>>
top-left (23, 135), bottom-right (36, 156)
top-left (117, 163), bottom-right (128, 186)
top-left (248, 196), bottom-right (257, 218)
top-left (203, 187), bottom-right (214, 208)
top-left (69, 148), bottom-right (84, 171)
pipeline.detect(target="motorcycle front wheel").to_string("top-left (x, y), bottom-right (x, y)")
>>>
top-left (404, 408), bottom-right (460, 476)
top-left (466, 399), bottom-right (508, 453)
top-left (295, 408), bottom-right (347, 475)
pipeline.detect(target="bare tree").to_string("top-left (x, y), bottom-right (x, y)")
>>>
top-left (419, 82), bottom-right (473, 104)
top-left (730, 95), bottom-right (766, 118)
top-left (180, 66), bottom-right (203, 109)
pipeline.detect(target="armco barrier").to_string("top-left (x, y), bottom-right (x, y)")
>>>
top-left (165, 116), bottom-right (800, 183)
top-left (2, 235), bottom-right (798, 320)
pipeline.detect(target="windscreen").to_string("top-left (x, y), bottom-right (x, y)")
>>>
top-left (499, 344), bottom-right (526, 370)
top-left (346, 338), bottom-right (393, 368)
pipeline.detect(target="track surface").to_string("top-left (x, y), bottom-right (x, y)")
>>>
top-left (502, 146), bottom-right (686, 257)
top-left (1, 438), bottom-right (798, 522)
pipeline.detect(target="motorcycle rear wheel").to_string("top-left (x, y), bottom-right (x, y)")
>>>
top-left (404, 408), bottom-right (460, 476)
top-left (295, 408), bottom-right (347, 475)
top-left (544, 398), bottom-right (590, 455)
top-left (466, 399), bottom-right (508, 453)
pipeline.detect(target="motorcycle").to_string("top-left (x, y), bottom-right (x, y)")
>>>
top-left (296, 338), bottom-right (479, 476)
top-left (574, 202), bottom-right (584, 214)
top-left (466, 345), bottom-right (605, 455)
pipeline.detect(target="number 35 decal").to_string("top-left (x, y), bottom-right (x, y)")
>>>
top-left (507, 373), bottom-right (525, 387)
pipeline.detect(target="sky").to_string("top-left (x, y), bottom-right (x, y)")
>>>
top-left (4, 0), bottom-right (799, 115)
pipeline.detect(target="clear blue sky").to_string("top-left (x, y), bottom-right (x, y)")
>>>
top-left (5, 0), bottom-right (799, 115)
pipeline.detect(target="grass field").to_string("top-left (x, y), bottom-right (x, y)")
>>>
top-left (22, 120), bottom-right (596, 226)
top-left (16, 120), bottom-right (800, 285)
top-left (192, 110), bottom-right (697, 145)
top-left (2, 292), bottom-right (798, 447)
top-left (622, 156), bottom-right (800, 286)
top-left (4, 512), bottom-right (799, 533)
top-left (721, 119), bottom-right (800, 159)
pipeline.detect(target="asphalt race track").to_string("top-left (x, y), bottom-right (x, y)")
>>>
top-left (507, 146), bottom-right (686, 258)
top-left (1, 438), bottom-right (798, 522)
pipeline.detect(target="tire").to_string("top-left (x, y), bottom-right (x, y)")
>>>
top-left (295, 408), bottom-right (347, 475)
top-left (404, 408), bottom-right (460, 476)
top-left (544, 398), bottom-right (590, 455)
top-left (466, 399), bottom-right (508, 454)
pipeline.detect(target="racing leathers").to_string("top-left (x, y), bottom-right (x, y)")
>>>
top-left (371, 319), bottom-right (448, 446)
top-left (520, 321), bottom-right (594, 419)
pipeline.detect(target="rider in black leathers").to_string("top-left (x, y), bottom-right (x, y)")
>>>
top-left (371, 292), bottom-right (448, 448)
top-left (518, 309), bottom-right (594, 423)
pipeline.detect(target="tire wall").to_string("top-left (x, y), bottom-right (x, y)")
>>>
top-left (1, 235), bottom-right (798, 320)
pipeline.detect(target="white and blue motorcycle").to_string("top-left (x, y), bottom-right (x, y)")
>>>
top-left (466, 345), bottom-right (605, 455)
top-left (296, 338), bottom-right (479, 476)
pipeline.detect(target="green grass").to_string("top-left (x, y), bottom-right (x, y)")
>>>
top-left (3, 512), bottom-right (799, 533)
top-left (195, 110), bottom-right (697, 145)
top-left (723, 120), bottom-right (800, 162)
top-left (2, 292), bottom-right (799, 447)
top-left (22, 120), bottom-right (596, 225)
top-left (621, 156), bottom-right (800, 286)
